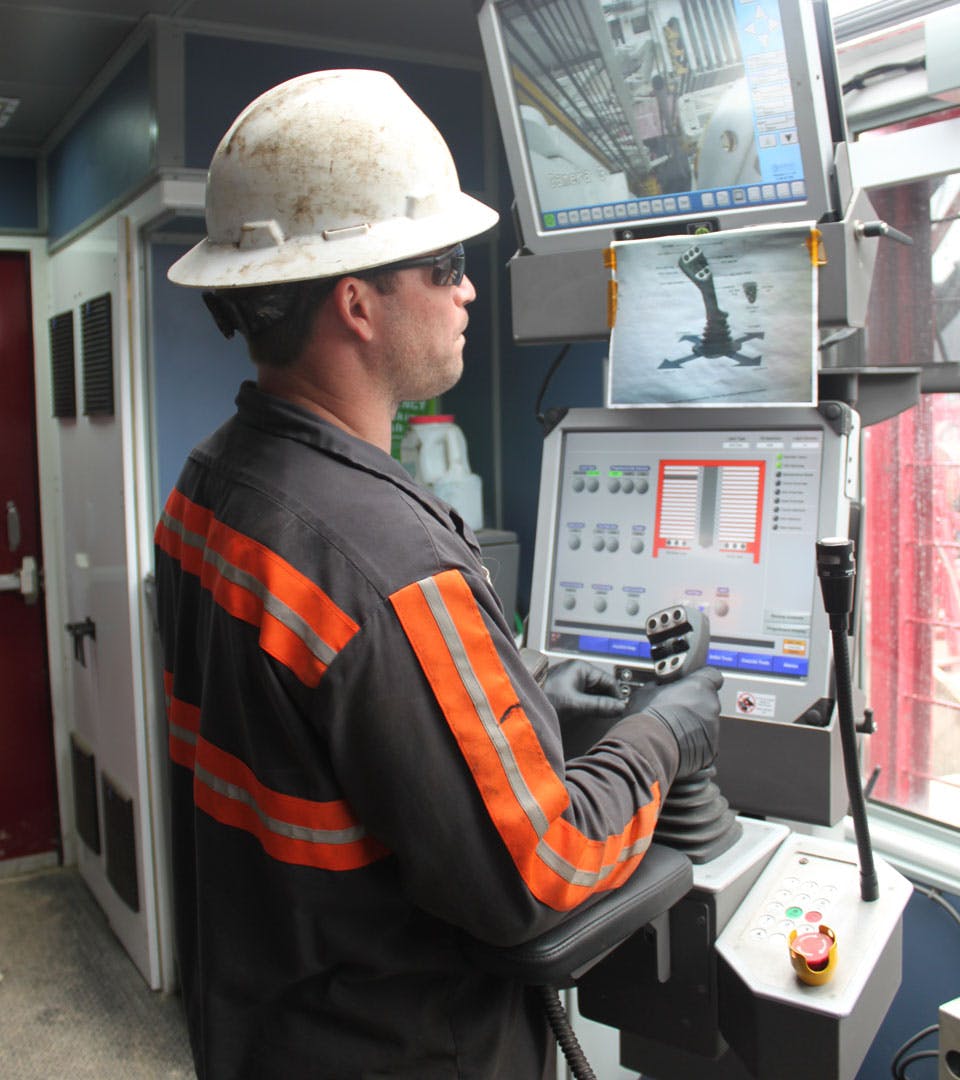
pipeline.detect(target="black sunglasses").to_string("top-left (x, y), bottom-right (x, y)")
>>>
top-left (385, 243), bottom-right (466, 286)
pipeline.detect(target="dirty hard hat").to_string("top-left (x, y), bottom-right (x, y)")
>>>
top-left (168, 69), bottom-right (499, 289)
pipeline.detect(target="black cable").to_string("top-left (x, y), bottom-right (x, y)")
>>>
top-left (536, 985), bottom-right (597, 1080)
top-left (842, 59), bottom-right (925, 95)
top-left (535, 344), bottom-right (571, 430)
top-left (895, 1048), bottom-right (939, 1078)
top-left (891, 1024), bottom-right (938, 1078)
top-left (912, 882), bottom-right (960, 929)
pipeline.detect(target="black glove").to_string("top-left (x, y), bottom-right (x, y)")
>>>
top-left (542, 660), bottom-right (626, 727)
top-left (627, 667), bottom-right (723, 778)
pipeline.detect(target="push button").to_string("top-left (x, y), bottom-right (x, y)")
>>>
top-left (789, 924), bottom-right (837, 985)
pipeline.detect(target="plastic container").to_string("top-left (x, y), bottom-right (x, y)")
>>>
top-left (401, 414), bottom-right (483, 530)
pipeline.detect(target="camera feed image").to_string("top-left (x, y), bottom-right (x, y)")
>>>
top-left (499, 0), bottom-right (807, 230)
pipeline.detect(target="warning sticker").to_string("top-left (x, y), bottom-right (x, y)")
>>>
top-left (736, 690), bottom-right (777, 718)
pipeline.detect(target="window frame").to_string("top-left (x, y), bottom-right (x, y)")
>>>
top-left (847, 108), bottom-right (960, 893)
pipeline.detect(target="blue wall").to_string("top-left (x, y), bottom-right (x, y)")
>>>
top-left (151, 240), bottom-right (245, 507)
top-left (183, 34), bottom-right (485, 193)
top-left (46, 44), bottom-right (154, 245)
top-left (491, 140), bottom-right (608, 609)
top-left (0, 156), bottom-right (39, 230)
top-left (856, 883), bottom-right (960, 1079)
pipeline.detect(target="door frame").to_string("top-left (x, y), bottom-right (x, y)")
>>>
top-left (0, 235), bottom-right (74, 867)
top-left (0, 173), bottom-right (206, 990)
top-left (120, 173), bottom-right (206, 990)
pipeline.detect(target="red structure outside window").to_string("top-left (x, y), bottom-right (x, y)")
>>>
top-left (863, 397), bottom-right (960, 825)
top-left (860, 169), bottom-right (960, 827)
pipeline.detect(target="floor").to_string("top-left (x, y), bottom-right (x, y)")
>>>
top-left (0, 867), bottom-right (195, 1079)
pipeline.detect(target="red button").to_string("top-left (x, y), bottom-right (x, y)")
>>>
top-left (805, 910), bottom-right (823, 922)
top-left (792, 931), bottom-right (832, 970)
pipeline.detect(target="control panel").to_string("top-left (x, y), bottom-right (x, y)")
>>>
top-left (715, 833), bottom-right (912, 1079)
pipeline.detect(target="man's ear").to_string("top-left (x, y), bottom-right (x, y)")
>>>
top-left (330, 276), bottom-right (379, 343)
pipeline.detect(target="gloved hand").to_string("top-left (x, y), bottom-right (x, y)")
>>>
top-left (542, 660), bottom-right (626, 727)
top-left (627, 667), bottom-right (723, 778)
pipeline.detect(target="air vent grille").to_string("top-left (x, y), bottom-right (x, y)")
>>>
top-left (81, 293), bottom-right (114, 417)
top-left (102, 772), bottom-right (139, 912)
top-left (48, 311), bottom-right (76, 419)
top-left (70, 734), bottom-right (100, 855)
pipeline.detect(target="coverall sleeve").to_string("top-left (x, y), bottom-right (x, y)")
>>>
top-left (321, 566), bottom-right (680, 947)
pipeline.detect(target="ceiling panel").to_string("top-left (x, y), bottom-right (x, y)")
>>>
top-left (185, 0), bottom-right (481, 57)
top-left (0, 0), bottom-right (481, 154)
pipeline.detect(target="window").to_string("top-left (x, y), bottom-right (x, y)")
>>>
top-left (860, 166), bottom-right (960, 829)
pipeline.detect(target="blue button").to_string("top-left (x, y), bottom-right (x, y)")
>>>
top-left (773, 656), bottom-right (809, 677)
top-left (738, 653), bottom-right (775, 672)
top-left (708, 648), bottom-right (739, 669)
top-left (580, 635), bottom-right (611, 653)
top-left (609, 639), bottom-right (642, 657)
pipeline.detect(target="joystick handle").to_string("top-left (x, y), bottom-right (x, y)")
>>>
top-left (644, 603), bottom-right (741, 864)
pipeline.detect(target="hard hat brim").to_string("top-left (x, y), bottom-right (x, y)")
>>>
top-left (168, 193), bottom-right (499, 289)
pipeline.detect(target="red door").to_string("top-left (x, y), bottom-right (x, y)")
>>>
top-left (0, 251), bottom-right (60, 862)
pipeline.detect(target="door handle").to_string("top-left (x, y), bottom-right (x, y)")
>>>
top-left (5, 500), bottom-right (20, 553)
top-left (0, 555), bottom-right (40, 604)
top-left (65, 617), bottom-right (96, 667)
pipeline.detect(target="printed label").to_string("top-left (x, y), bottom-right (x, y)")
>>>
top-left (736, 690), bottom-right (777, 718)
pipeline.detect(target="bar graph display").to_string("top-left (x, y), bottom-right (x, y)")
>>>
top-left (654, 460), bottom-right (764, 561)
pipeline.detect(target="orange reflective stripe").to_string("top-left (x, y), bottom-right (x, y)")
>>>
top-left (163, 685), bottom-right (388, 871)
top-left (390, 569), bottom-right (660, 910)
top-left (166, 678), bottom-right (200, 771)
top-left (156, 489), bottom-right (359, 687)
top-left (192, 737), bottom-right (389, 870)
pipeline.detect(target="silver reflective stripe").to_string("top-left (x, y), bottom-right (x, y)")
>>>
top-left (161, 509), bottom-right (337, 667)
top-left (418, 575), bottom-right (641, 889)
top-left (536, 833), bottom-right (652, 888)
top-left (170, 723), bottom-right (197, 747)
top-left (194, 764), bottom-right (368, 846)
top-left (418, 575), bottom-right (549, 831)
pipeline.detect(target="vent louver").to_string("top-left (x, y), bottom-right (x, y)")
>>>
top-left (81, 293), bottom-right (114, 417)
top-left (102, 772), bottom-right (139, 912)
top-left (48, 311), bottom-right (76, 419)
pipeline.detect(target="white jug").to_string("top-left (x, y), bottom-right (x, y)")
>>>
top-left (401, 415), bottom-right (483, 531)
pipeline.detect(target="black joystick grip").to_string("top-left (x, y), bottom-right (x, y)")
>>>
top-left (645, 605), bottom-right (710, 683)
top-left (645, 603), bottom-right (741, 864)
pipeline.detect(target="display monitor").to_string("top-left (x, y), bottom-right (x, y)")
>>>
top-left (478, 0), bottom-right (840, 254)
top-left (527, 405), bottom-right (860, 823)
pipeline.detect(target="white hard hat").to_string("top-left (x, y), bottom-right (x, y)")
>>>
top-left (168, 70), bottom-right (499, 289)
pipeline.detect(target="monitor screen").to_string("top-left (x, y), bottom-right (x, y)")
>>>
top-left (479, 0), bottom-right (837, 253)
top-left (543, 425), bottom-right (824, 682)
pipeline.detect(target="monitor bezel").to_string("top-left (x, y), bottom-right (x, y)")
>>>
top-left (527, 405), bottom-right (857, 733)
top-left (478, 0), bottom-right (841, 256)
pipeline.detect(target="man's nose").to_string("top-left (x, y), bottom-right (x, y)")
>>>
top-left (457, 274), bottom-right (477, 305)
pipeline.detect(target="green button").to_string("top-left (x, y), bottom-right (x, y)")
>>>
top-left (786, 906), bottom-right (804, 919)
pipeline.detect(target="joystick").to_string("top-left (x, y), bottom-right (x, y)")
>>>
top-left (643, 604), bottom-right (742, 864)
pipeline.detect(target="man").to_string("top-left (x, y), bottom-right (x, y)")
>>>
top-left (155, 69), bottom-right (722, 1079)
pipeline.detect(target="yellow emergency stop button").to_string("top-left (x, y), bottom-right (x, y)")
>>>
top-left (789, 924), bottom-right (838, 985)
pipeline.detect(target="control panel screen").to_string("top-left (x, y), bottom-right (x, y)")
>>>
top-left (495, 0), bottom-right (807, 236)
top-left (546, 426), bottom-right (823, 679)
